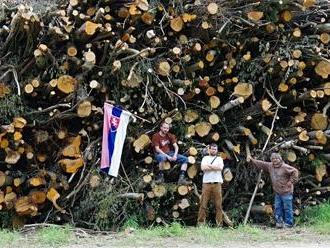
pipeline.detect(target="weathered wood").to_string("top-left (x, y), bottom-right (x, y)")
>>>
top-left (251, 204), bottom-right (273, 215)
top-left (177, 185), bottom-right (189, 196)
top-left (152, 185), bottom-right (166, 198)
top-left (0, 0), bottom-right (329, 229)
top-left (195, 122), bottom-right (212, 137)
top-left (0, 172), bottom-right (13, 187)
top-left (133, 134), bottom-right (151, 153)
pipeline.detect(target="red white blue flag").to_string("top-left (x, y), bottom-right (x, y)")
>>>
top-left (101, 103), bottom-right (131, 177)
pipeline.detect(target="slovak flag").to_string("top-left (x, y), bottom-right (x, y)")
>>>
top-left (101, 103), bottom-right (131, 177)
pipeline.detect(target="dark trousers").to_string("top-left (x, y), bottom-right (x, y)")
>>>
top-left (197, 183), bottom-right (223, 226)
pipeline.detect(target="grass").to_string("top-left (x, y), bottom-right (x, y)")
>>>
top-left (1, 216), bottom-right (330, 248)
top-left (127, 222), bottom-right (185, 238)
top-left (1, 201), bottom-right (330, 247)
top-left (112, 222), bottom-right (186, 247)
top-left (0, 229), bottom-right (20, 247)
top-left (122, 216), bottom-right (140, 230)
top-left (115, 222), bottom-right (277, 247)
top-left (233, 225), bottom-right (266, 239)
top-left (297, 201), bottom-right (330, 234)
top-left (36, 225), bottom-right (73, 247)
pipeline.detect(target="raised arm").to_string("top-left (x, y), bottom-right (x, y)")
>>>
top-left (249, 157), bottom-right (271, 171)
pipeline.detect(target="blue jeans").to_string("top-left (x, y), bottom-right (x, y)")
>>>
top-left (274, 193), bottom-right (294, 226)
top-left (155, 151), bottom-right (188, 164)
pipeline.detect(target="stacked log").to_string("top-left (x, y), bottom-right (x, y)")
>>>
top-left (0, 0), bottom-right (329, 229)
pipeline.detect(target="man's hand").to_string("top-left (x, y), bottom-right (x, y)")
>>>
top-left (202, 164), bottom-right (212, 170)
top-left (169, 156), bottom-right (177, 162)
top-left (166, 155), bottom-right (172, 161)
top-left (167, 155), bottom-right (175, 161)
top-left (246, 155), bottom-right (252, 162)
top-left (286, 181), bottom-right (292, 188)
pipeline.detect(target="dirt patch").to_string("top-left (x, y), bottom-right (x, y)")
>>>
top-left (3, 226), bottom-right (329, 248)
top-left (63, 228), bottom-right (330, 248)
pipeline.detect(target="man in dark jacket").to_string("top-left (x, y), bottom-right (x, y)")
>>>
top-left (248, 153), bottom-right (299, 228)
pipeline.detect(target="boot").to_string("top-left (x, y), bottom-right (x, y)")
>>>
top-left (283, 223), bottom-right (293, 229)
top-left (177, 175), bottom-right (191, 185)
top-left (155, 173), bottom-right (164, 184)
top-left (275, 222), bottom-right (283, 229)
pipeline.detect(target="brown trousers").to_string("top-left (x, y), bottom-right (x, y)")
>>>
top-left (197, 183), bottom-right (223, 226)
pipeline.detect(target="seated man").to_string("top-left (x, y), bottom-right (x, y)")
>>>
top-left (152, 122), bottom-right (189, 184)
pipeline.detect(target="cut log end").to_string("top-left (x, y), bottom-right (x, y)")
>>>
top-left (207, 3), bottom-right (219, 15)
top-left (152, 185), bottom-right (166, 197)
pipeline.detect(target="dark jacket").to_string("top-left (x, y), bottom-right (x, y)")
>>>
top-left (250, 158), bottom-right (299, 195)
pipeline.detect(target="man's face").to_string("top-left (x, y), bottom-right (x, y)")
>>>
top-left (271, 157), bottom-right (282, 166)
top-left (209, 146), bottom-right (218, 156)
top-left (160, 123), bottom-right (170, 134)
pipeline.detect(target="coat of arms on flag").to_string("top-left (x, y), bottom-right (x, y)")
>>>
top-left (101, 103), bottom-right (131, 177)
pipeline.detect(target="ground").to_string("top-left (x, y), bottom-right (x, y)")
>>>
top-left (67, 229), bottom-right (330, 248)
top-left (2, 225), bottom-right (330, 248)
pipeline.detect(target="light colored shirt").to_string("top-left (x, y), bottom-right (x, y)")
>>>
top-left (201, 155), bottom-right (224, 183)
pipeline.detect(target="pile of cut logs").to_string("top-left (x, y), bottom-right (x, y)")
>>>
top-left (0, 0), bottom-right (329, 228)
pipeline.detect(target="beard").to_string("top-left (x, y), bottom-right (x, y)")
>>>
top-left (273, 160), bottom-right (282, 167)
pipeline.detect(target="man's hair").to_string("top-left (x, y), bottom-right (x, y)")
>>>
top-left (160, 122), bottom-right (171, 128)
top-left (270, 153), bottom-right (282, 160)
top-left (209, 143), bottom-right (218, 149)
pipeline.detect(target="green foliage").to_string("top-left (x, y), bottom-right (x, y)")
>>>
top-left (310, 158), bottom-right (325, 170)
top-left (300, 157), bottom-right (327, 175)
top-left (122, 215), bottom-right (140, 230)
top-left (36, 225), bottom-right (73, 246)
top-left (297, 201), bottom-right (330, 234)
top-left (227, 206), bottom-right (245, 223)
top-left (133, 222), bottom-right (186, 239)
top-left (193, 225), bottom-right (228, 244)
top-left (0, 211), bottom-right (15, 229)
top-left (73, 179), bottom-right (146, 231)
top-left (258, 0), bottom-right (291, 22)
top-left (234, 224), bottom-right (263, 236)
top-left (117, 224), bottom-right (276, 247)
top-left (196, 224), bottom-right (266, 242)
top-left (0, 95), bottom-right (25, 124)
top-left (95, 192), bottom-right (121, 230)
top-left (162, 222), bottom-right (185, 236)
top-left (0, 229), bottom-right (20, 246)
top-left (171, 120), bottom-right (187, 140)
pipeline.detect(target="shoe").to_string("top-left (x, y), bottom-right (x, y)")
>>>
top-left (283, 223), bottom-right (293, 228)
top-left (155, 174), bottom-right (164, 184)
top-left (177, 176), bottom-right (191, 185)
top-left (275, 223), bottom-right (283, 229)
top-left (216, 223), bottom-right (223, 228)
top-left (197, 222), bottom-right (206, 227)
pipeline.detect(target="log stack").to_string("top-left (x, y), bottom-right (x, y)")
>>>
top-left (0, 0), bottom-right (329, 229)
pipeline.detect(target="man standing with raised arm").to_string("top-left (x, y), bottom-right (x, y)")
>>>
top-left (248, 153), bottom-right (299, 228)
